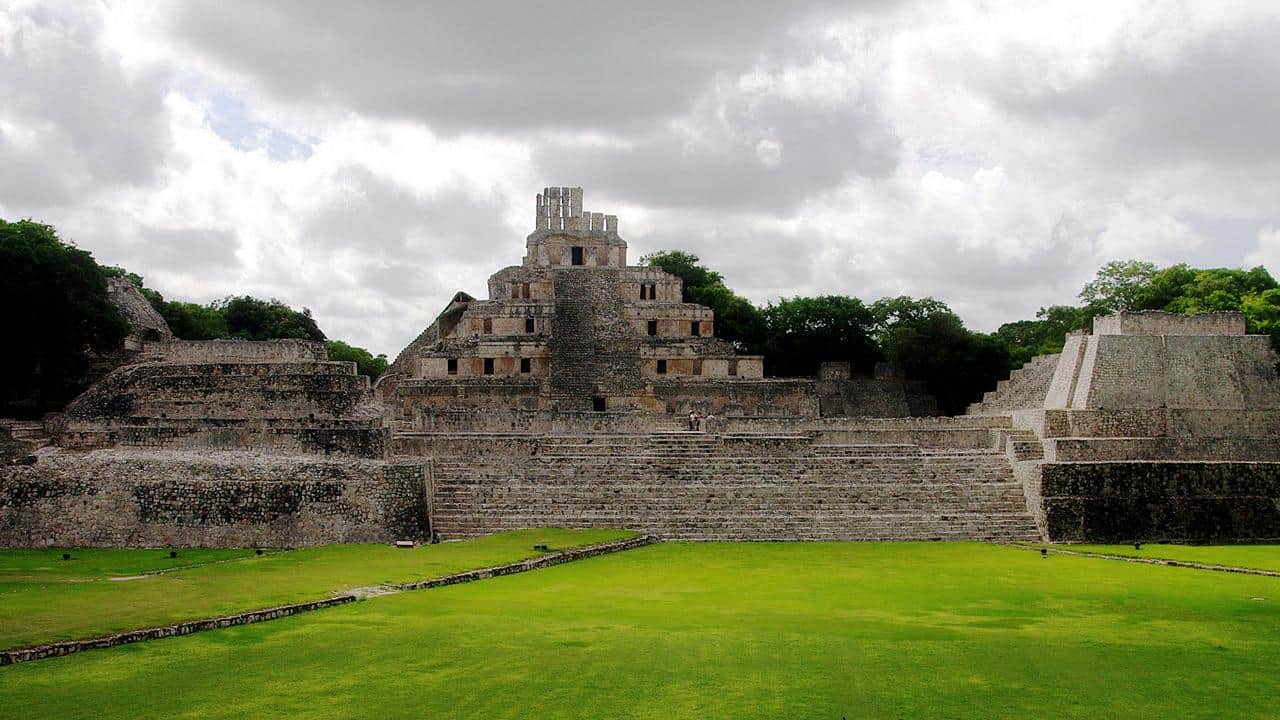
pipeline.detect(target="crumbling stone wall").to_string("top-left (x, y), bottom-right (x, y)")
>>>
top-left (149, 339), bottom-right (328, 364)
top-left (0, 450), bottom-right (427, 547)
top-left (106, 278), bottom-right (173, 351)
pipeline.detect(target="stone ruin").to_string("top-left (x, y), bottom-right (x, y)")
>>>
top-left (2, 188), bottom-right (1279, 546)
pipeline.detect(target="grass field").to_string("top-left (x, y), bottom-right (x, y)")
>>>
top-left (1058, 544), bottom-right (1280, 572)
top-left (0, 529), bottom-right (633, 649)
top-left (1, 541), bottom-right (1277, 719)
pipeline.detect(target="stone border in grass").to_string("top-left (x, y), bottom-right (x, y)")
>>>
top-left (1009, 543), bottom-right (1280, 578)
top-left (1, 534), bottom-right (657, 667)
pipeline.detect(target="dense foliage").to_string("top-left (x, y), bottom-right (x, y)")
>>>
top-left (643, 251), bottom-right (1280, 415)
top-left (0, 218), bottom-right (389, 417)
top-left (1, 220), bottom-right (128, 414)
top-left (997, 261), bottom-right (1280, 363)
top-left (325, 340), bottom-right (389, 380)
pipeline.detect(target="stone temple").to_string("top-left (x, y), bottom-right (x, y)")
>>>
top-left (3, 188), bottom-right (1279, 546)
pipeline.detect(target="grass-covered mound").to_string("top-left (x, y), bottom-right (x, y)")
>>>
top-left (0, 529), bottom-right (634, 649)
top-left (2, 541), bottom-right (1277, 719)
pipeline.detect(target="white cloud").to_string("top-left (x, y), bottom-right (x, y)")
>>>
top-left (3, 0), bottom-right (1280, 354)
top-left (1247, 226), bottom-right (1280, 276)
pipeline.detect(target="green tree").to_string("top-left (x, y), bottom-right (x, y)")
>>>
top-left (326, 340), bottom-right (389, 380)
top-left (160, 301), bottom-right (229, 340)
top-left (1163, 267), bottom-right (1278, 314)
top-left (641, 250), bottom-right (765, 352)
top-left (640, 250), bottom-right (724, 300)
top-left (1079, 260), bottom-right (1159, 312)
top-left (881, 311), bottom-right (1011, 416)
top-left (993, 305), bottom-right (1092, 367)
top-left (0, 219), bottom-right (129, 414)
top-left (761, 295), bottom-right (881, 377)
top-left (217, 296), bottom-right (325, 342)
top-left (869, 296), bottom-right (952, 338)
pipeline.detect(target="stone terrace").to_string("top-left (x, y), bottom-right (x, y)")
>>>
top-left (415, 416), bottom-right (1039, 541)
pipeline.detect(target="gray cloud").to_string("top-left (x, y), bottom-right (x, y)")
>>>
top-left (165, 1), bottom-right (868, 133)
top-left (4, 1), bottom-right (1280, 356)
top-left (0, 4), bottom-right (171, 209)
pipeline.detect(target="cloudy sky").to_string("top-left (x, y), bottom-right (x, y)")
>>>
top-left (3, 1), bottom-right (1280, 356)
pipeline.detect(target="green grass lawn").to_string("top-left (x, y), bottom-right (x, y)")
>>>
top-left (0, 547), bottom-right (262, 579)
top-left (2, 541), bottom-right (1277, 719)
top-left (1058, 544), bottom-right (1280, 572)
top-left (0, 529), bottom-right (633, 649)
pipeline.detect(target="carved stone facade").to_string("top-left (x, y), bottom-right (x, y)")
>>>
top-left (377, 187), bottom-right (925, 428)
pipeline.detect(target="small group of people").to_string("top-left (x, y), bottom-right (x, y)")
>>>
top-left (686, 410), bottom-right (712, 432)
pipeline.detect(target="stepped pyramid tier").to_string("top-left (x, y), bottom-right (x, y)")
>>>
top-left (377, 187), bottom-right (931, 427)
top-left (2, 313), bottom-right (417, 548)
top-left (969, 311), bottom-right (1280, 543)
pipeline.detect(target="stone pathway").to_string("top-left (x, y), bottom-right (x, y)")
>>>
top-left (1008, 543), bottom-right (1280, 578)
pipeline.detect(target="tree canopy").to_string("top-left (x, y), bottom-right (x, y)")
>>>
top-left (0, 220), bottom-right (129, 414)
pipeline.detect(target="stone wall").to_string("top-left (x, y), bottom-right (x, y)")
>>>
top-left (1093, 310), bottom-right (1246, 336)
top-left (0, 450), bottom-right (428, 547)
top-left (1040, 462), bottom-right (1280, 543)
top-left (150, 339), bottom-right (328, 363)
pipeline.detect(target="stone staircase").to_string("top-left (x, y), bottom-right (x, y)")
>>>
top-left (967, 353), bottom-right (1060, 415)
top-left (548, 269), bottom-right (643, 410)
top-left (427, 426), bottom-right (1040, 541)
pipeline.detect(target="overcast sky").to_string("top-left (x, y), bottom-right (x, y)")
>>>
top-left (3, 1), bottom-right (1280, 356)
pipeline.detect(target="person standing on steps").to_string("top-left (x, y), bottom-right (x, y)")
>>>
top-left (687, 410), bottom-right (698, 431)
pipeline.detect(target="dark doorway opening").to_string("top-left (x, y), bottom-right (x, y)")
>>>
top-left (571, 246), bottom-right (584, 265)
top-left (592, 396), bottom-right (607, 412)
top-left (647, 320), bottom-right (658, 336)
top-left (483, 358), bottom-right (495, 375)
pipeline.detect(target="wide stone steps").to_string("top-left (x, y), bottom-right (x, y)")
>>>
top-left (968, 353), bottom-right (1059, 415)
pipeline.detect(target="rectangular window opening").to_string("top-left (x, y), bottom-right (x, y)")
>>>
top-left (691, 321), bottom-right (701, 336)
top-left (483, 358), bottom-right (495, 375)
top-left (571, 246), bottom-right (584, 265)
top-left (525, 317), bottom-right (535, 333)
top-left (656, 359), bottom-right (668, 375)
top-left (520, 357), bottom-right (532, 374)
top-left (647, 320), bottom-right (658, 336)
top-left (447, 358), bottom-right (458, 375)
top-left (592, 396), bottom-right (607, 412)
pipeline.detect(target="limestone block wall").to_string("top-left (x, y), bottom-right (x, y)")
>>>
top-left (0, 450), bottom-right (429, 547)
top-left (398, 409), bottom-right (682, 436)
top-left (650, 378), bottom-right (817, 416)
top-left (1093, 311), bottom-right (1246, 336)
top-left (1040, 462), bottom-right (1280, 542)
top-left (150, 339), bottom-right (328, 363)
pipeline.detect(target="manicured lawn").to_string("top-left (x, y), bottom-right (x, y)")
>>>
top-left (1, 542), bottom-right (1276, 719)
top-left (0, 529), bottom-right (633, 649)
top-left (0, 547), bottom-right (262, 579)
top-left (1060, 544), bottom-right (1280, 572)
